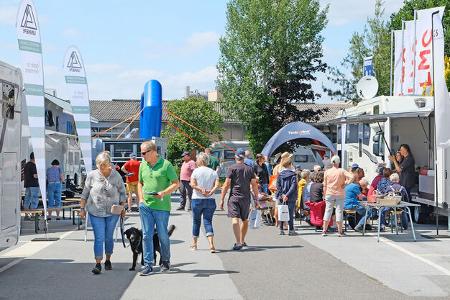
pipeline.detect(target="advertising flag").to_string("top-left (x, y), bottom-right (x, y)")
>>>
top-left (16, 0), bottom-right (47, 213)
top-left (403, 20), bottom-right (415, 95)
top-left (63, 47), bottom-right (93, 172)
top-left (393, 30), bottom-right (403, 96)
top-left (433, 11), bottom-right (450, 149)
top-left (414, 7), bottom-right (445, 95)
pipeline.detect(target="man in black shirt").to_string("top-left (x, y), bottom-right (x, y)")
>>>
top-left (220, 148), bottom-right (259, 251)
top-left (390, 144), bottom-right (416, 200)
top-left (253, 154), bottom-right (269, 193)
top-left (24, 152), bottom-right (40, 211)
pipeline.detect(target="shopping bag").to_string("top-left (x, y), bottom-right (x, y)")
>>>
top-left (277, 204), bottom-right (290, 222)
top-left (249, 209), bottom-right (262, 229)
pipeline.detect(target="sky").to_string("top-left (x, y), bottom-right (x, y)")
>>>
top-left (0, 0), bottom-right (404, 102)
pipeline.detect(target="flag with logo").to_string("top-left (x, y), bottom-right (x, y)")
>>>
top-left (393, 30), bottom-right (403, 96)
top-left (433, 10), bottom-right (450, 149)
top-left (16, 0), bottom-right (47, 213)
top-left (63, 47), bottom-right (93, 172)
top-left (403, 20), bottom-right (416, 95)
top-left (414, 7), bottom-right (445, 95)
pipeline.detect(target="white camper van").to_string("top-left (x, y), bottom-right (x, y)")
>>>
top-left (0, 61), bottom-right (23, 250)
top-left (326, 95), bottom-right (450, 223)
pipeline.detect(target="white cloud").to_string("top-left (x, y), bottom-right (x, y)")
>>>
top-left (86, 63), bottom-right (121, 74)
top-left (185, 32), bottom-right (220, 52)
top-left (321, 0), bottom-right (404, 26)
top-left (0, 6), bottom-right (17, 25)
top-left (62, 28), bottom-right (81, 38)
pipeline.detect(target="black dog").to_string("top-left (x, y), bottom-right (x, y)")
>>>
top-left (124, 225), bottom-right (176, 271)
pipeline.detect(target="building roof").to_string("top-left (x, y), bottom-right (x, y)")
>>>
top-left (89, 99), bottom-right (351, 124)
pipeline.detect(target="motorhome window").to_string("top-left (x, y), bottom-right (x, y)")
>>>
top-left (68, 152), bottom-right (74, 165)
top-left (113, 143), bottom-right (133, 158)
top-left (363, 124), bottom-right (370, 145)
top-left (55, 116), bottom-right (59, 131)
top-left (224, 150), bottom-right (235, 160)
top-left (346, 124), bottom-right (359, 143)
top-left (212, 150), bottom-right (220, 159)
top-left (45, 110), bottom-right (55, 127)
top-left (294, 155), bottom-right (309, 163)
top-left (2, 81), bottom-right (15, 119)
top-left (373, 105), bottom-right (380, 115)
top-left (74, 152), bottom-right (80, 165)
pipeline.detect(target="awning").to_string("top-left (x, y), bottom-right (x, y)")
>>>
top-left (261, 121), bottom-right (336, 157)
top-left (317, 110), bottom-right (433, 125)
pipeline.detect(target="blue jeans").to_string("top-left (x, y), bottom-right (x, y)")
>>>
top-left (192, 198), bottom-right (216, 237)
top-left (380, 207), bottom-right (409, 229)
top-left (279, 201), bottom-right (296, 231)
top-left (139, 203), bottom-right (170, 267)
top-left (260, 184), bottom-right (269, 194)
top-left (24, 187), bottom-right (40, 209)
top-left (354, 205), bottom-right (372, 228)
top-left (89, 213), bottom-right (119, 260)
top-left (47, 182), bottom-right (62, 208)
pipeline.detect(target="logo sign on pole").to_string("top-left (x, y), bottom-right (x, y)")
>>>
top-left (63, 47), bottom-right (93, 172)
top-left (16, 0), bottom-right (47, 213)
top-left (414, 7), bottom-right (445, 95)
top-left (363, 56), bottom-right (375, 76)
top-left (393, 30), bottom-right (403, 96)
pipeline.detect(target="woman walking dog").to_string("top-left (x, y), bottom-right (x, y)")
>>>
top-left (80, 151), bottom-right (127, 274)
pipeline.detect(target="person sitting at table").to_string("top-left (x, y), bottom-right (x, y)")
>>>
top-left (389, 173), bottom-right (409, 230)
top-left (344, 170), bottom-right (372, 232)
top-left (376, 168), bottom-right (392, 195)
top-left (370, 164), bottom-right (385, 190)
top-left (359, 177), bottom-right (369, 196)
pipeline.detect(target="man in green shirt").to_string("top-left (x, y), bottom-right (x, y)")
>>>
top-left (138, 141), bottom-right (179, 276)
top-left (205, 147), bottom-right (220, 173)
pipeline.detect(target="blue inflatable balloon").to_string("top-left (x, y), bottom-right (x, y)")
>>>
top-left (140, 80), bottom-right (162, 139)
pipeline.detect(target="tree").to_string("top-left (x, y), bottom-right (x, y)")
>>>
top-left (218, 0), bottom-right (328, 153)
top-left (324, 0), bottom-right (391, 102)
top-left (161, 97), bottom-right (223, 163)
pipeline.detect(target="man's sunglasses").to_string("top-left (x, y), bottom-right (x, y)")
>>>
top-left (141, 150), bottom-right (152, 156)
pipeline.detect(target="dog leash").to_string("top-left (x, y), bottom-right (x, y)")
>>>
top-left (120, 215), bottom-right (126, 248)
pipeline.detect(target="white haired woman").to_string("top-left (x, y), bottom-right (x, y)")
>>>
top-left (190, 152), bottom-right (220, 252)
top-left (80, 151), bottom-right (127, 274)
top-left (322, 155), bottom-right (353, 236)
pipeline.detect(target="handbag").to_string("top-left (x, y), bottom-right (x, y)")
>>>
top-left (249, 209), bottom-right (262, 229)
top-left (277, 203), bottom-right (290, 222)
top-left (111, 204), bottom-right (124, 215)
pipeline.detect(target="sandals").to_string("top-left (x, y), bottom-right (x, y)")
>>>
top-left (189, 244), bottom-right (197, 251)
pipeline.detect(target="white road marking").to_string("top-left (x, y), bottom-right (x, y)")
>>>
top-left (380, 237), bottom-right (450, 276)
top-left (0, 230), bottom-right (74, 274)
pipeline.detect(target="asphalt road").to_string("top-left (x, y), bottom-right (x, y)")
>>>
top-left (0, 196), bottom-right (445, 300)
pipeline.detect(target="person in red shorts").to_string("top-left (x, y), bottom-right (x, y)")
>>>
top-left (121, 153), bottom-right (141, 212)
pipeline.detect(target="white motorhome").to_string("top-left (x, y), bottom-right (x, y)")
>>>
top-left (0, 61), bottom-right (23, 250)
top-left (210, 140), bottom-right (250, 177)
top-left (325, 95), bottom-right (450, 223)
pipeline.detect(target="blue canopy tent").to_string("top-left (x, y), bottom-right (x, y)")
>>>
top-left (261, 121), bottom-right (336, 157)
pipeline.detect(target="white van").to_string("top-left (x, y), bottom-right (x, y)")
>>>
top-left (210, 140), bottom-right (249, 177)
top-left (292, 145), bottom-right (324, 171)
top-left (0, 61), bottom-right (23, 250)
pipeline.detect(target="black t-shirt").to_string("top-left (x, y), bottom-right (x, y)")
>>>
top-left (400, 154), bottom-right (416, 189)
top-left (310, 183), bottom-right (323, 202)
top-left (253, 163), bottom-right (269, 184)
top-left (226, 162), bottom-right (255, 202)
top-left (24, 161), bottom-right (39, 188)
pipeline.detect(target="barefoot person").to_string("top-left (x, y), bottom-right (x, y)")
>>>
top-left (190, 152), bottom-right (220, 252)
top-left (219, 148), bottom-right (259, 250)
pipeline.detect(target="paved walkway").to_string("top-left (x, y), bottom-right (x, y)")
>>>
top-left (1, 197), bottom-right (450, 299)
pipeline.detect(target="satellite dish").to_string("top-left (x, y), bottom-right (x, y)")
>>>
top-left (356, 76), bottom-right (378, 100)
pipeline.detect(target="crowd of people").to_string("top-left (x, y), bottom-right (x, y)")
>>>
top-left (23, 140), bottom-right (415, 276)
